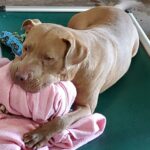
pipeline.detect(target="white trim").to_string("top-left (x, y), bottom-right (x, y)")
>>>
top-left (5, 6), bottom-right (92, 12)
top-left (129, 13), bottom-right (150, 56)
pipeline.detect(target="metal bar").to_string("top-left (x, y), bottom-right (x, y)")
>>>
top-left (5, 6), bottom-right (92, 12)
top-left (129, 13), bottom-right (150, 56)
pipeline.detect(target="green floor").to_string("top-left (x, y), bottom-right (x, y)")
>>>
top-left (0, 12), bottom-right (150, 150)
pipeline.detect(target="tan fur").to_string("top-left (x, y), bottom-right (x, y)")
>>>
top-left (10, 6), bottom-right (139, 149)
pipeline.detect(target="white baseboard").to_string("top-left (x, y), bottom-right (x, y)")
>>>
top-left (5, 6), bottom-right (92, 12)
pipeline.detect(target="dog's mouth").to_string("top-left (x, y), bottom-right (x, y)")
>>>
top-left (19, 79), bottom-right (43, 93)
top-left (10, 62), bottom-right (43, 93)
top-left (15, 75), bottom-right (60, 93)
top-left (13, 75), bottom-right (43, 93)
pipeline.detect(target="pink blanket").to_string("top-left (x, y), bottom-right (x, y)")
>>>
top-left (0, 58), bottom-right (106, 150)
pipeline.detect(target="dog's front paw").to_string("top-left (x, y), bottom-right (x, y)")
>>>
top-left (23, 123), bottom-right (53, 149)
top-left (23, 117), bottom-right (64, 149)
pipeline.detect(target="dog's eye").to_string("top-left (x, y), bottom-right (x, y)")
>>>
top-left (44, 56), bottom-right (55, 61)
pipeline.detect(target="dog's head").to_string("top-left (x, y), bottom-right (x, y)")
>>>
top-left (10, 19), bottom-right (87, 92)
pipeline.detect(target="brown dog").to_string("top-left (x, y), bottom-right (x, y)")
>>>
top-left (10, 3), bottom-right (139, 149)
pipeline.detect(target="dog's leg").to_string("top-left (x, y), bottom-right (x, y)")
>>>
top-left (23, 88), bottom-right (100, 149)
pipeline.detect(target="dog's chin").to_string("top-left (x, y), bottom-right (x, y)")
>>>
top-left (20, 83), bottom-right (42, 93)
top-left (14, 78), bottom-right (43, 93)
top-left (16, 77), bottom-right (58, 93)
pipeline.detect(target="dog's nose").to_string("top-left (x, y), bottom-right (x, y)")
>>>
top-left (15, 72), bottom-right (28, 82)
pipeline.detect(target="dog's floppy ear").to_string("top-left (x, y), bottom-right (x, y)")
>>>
top-left (63, 37), bottom-right (88, 68)
top-left (22, 19), bottom-right (42, 34)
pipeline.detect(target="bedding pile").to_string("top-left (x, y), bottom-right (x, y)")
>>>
top-left (0, 58), bottom-right (106, 150)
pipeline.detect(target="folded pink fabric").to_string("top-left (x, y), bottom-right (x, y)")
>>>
top-left (0, 58), bottom-right (106, 150)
